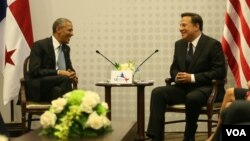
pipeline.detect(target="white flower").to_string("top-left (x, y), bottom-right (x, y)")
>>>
top-left (85, 112), bottom-right (103, 130)
top-left (63, 92), bottom-right (72, 98)
top-left (118, 62), bottom-right (135, 71)
top-left (51, 98), bottom-right (67, 113)
top-left (80, 103), bottom-right (93, 113)
top-left (101, 102), bottom-right (109, 109)
top-left (80, 91), bottom-right (100, 113)
top-left (40, 111), bottom-right (57, 128)
top-left (101, 116), bottom-right (111, 127)
top-left (0, 134), bottom-right (8, 141)
top-left (40, 89), bottom-right (112, 139)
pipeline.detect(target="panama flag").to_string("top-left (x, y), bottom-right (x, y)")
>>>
top-left (0, 0), bottom-right (33, 105)
top-left (222, 0), bottom-right (250, 87)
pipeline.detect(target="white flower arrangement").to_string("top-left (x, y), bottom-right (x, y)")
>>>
top-left (114, 61), bottom-right (135, 71)
top-left (40, 90), bottom-right (112, 139)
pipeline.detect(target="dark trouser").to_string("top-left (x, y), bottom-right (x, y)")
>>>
top-left (146, 85), bottom-right (209, 141)
top-left (40, 75), bottom-right (72, 102)
top-left (212, 100), bottom-right (250, 141)
top-left (0, 113), bottom-right (9, 137)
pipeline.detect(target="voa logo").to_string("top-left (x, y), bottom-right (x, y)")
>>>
top-left (226, 129), bottom-right (246, 136)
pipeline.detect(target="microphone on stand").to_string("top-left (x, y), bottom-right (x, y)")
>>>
top-left (96, 50), bottom-right (116, 68)
top-left (133, 49), bottom-right (159, 78)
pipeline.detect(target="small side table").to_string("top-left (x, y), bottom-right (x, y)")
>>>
top-left (96, 81), bottom-right (154, 141)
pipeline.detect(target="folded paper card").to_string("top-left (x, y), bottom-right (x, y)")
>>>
top-left (110, 70), bottom-right (133, 84)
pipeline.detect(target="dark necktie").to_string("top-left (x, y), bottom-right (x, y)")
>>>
top-left (185, 42), bottom-right (193, 70)
top-left (58, 45), bottom-right (66, 70)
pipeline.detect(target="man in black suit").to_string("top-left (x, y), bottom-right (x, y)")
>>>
top-left (146, 12), bottom-right (226, 141)
top-left (27, 18), bottom-right (78, 102)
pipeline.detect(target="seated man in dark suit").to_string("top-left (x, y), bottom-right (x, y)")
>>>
top-left (27, 18), bottom-right (78, 102)
top-left (207, 81), bottom-right (250, 141)
top-left (146, 12), bottom-right (226, 141)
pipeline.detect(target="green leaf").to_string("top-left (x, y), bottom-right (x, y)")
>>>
top-left (114, 62), bottom-right (120, 70)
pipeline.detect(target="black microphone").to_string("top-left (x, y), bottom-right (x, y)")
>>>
top-left (96, 50), bottom-right (116, 67)
top-left (134, 49), bottom-right (159, 74)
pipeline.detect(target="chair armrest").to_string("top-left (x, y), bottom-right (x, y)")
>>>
top-left (165, 78), bottom-right (174, 86)
top-left (209, 79), bottom-right (226, 101)
top-left (206, 79), bottom-right (225, 111)
top-left (72, 81), bottom-right (77, 89)
top-left (212, 79), bottom-right (226, 85)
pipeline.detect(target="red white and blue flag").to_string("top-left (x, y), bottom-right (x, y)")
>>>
top-left (0, 0), bottom-right (33, 105)
top-left (222, 0), bottom-right (250, 87)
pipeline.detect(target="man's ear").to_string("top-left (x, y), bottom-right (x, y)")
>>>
top-left (194, 23), bottom-right (200, 31)
top-left (56, 26), bottom-right (62, 33)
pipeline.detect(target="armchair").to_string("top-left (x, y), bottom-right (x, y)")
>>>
top-left (164, 78), bottom-right (225, 137)
top-left (19, 56), bottom-right (77, 133)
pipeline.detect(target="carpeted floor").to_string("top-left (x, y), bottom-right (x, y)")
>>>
top-left (164, 132), bottom-right (208, 141)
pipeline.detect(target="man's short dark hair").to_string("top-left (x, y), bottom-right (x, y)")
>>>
top-left (52, 18), bottom-right (71, 33)
top-left (181, 12), bottom-right (203, 31)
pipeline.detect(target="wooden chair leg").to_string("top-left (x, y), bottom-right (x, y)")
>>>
top-left (207, 117), bottom-right (212, 137)
top-left (21, 114), bottom-right (27, 133)
top-left (28, 114), bottom-right (32, 131)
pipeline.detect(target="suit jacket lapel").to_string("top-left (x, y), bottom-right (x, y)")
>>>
top-left (47, 37), bottom-right (56, 67)
top-left (180, 41), bottom-right (189, 71)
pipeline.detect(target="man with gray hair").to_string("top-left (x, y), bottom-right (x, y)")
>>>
top-left (27, 18), bottom-right (77, 102)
